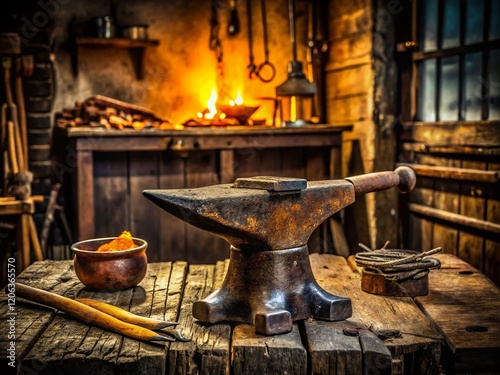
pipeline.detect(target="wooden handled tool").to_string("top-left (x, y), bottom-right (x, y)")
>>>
top-left (15, 283), bottom-right (177, 342)
top-left (75, 298), bottom-right (178, 330)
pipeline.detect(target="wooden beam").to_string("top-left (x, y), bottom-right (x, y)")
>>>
top-left (409, 203), bottom-right (500, 236)
top-left (400, 121), bottom-right (500, 146)
top-left (400, 163), bottom-right (500, 183)
top-left (402, 143), bottom-right (500, 156)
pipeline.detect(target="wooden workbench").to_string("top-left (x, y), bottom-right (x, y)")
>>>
top-left (52, 125), bottom-right (351, 264)
top-left (1, 253), bottom-right (499, 374)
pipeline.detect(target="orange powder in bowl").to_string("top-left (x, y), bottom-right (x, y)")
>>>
top-left (96, 231), bottom-right (136, 252)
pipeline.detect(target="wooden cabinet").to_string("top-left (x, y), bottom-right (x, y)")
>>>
top-left (54, 125), bottom-right (351, 263)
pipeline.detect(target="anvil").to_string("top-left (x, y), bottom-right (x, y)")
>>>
top-left (143, 166), bottom-right (416, 335)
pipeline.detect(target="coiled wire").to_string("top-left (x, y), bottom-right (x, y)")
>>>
top-left (355, 242), bottom-right (441, 282)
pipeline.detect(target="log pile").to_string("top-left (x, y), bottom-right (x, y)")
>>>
top-left (55, 95), bottom-right (184, 131)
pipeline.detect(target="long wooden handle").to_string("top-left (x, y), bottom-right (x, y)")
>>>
top-left (15, 64), bottom-right (28, 166)
top-left (28, 216), bottom-right (43, 261)
top-left (7, 121), bottom-right (19, 174)
top-left (345, 166), bottom-right (416, 196)
top-left (15, 283), bottom-right (173, 342)
top-left (75, 298), bottom-right (178, 330)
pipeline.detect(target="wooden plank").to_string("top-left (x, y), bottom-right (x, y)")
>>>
top-left (408, 176), bottom-right (434, 252)
top-left (185, 151), bottom-right (229, 263)
top-left (231, 324), bottom-right (307, 375)
top-left (432, 158), bottom-right (460, 256)
top-left (326, 63), bottom-right (372, 98)
top-left (159, 151), bottom-right (187, 261)
top-left (0, 261), bottom-right (80, 371)
top-left (233, 146), bottom-right (261, 178)
top-left (61, 124), bottom-right (352, 140)
top-left (256, 148), bottom-right (281, 177)
top-left (219, 149), bottom-right (234, 183)
top-left (305, 320), bottom-right (363, 375)
top-left (358, 329), bottom-right (392, 375)
top-left (402, 163), bottom-right (500, 183)
top-left (415, 254), bottom-right (500, 373)
top-left (326, 94), bottom-right (370, 123)
top-left (76, 150), bottom-right (94, 240)
top-left (309, 254), bottom-right (442, 374)
top-left (409, 204), bottom-right (500, 236)
top-left (51, 287), bottom-right (134, 374)
top-left (16, 260), bottom-right (100, 373)
top-left (305, 147), bottom-right (329, 181)
top-left (74, 132), bottom-right (347, 152)
top-left (77, 136), bottom-right (171, 151)
top-left (402, 143), bottom-right (500, 156)
top-left (93, 151), bottom-right (128, 238)
top-left (485, 162), bottom-right (500, 285)
top-left (168, 263), bottom-right (230, 375)
top-left (401, 121), bottom-right (500, 146)
top-left (129, 151), bottom-right (161, 262)
top-left (458, 161), bottom-right (487, 270)
top-left (280, 147), bottom-right (305, 178)
top-left (117, 262), bottom-right (175, 373)
top-left (76, 37), bottom-right (159, 48)
top-left (0, 199), bottom-right (35, 215)
top-left (11, 261), bottom-right (186, 374)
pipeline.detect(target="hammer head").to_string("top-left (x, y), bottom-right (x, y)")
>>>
top-left (143, 177), bottom-right (355, 251)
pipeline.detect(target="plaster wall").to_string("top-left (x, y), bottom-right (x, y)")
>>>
top-left (47, 0), bottom-right (309, 125)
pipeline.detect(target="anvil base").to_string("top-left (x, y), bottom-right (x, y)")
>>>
top-left (192, 245), bottom-right (352, 335)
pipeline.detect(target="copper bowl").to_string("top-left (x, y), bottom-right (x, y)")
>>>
top-left (218, 105), bottom-right (259, 124)
top-left (71, 237), bottom-right (148, 290)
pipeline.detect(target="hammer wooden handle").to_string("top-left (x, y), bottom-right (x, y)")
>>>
top-left (345, 166), bottom-right (416, 196)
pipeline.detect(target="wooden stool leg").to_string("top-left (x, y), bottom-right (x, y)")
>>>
top-left (29, 215), bottom-right (43, 261)
top-left (20, 213), bottom-right (31, 272)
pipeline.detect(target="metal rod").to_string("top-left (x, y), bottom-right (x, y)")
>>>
top-left (288, 0), bottom-right (297, 61)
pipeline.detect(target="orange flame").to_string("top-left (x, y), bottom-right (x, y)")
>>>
top-left (230, 91), bottom-right (243, 106)
top-left (205, 88), bottom-right (218, 119)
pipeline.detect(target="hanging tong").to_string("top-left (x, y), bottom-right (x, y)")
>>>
top-left (246, 0), bottom-right (276, 83)
top-left (15, 283), bottom-right (190, 342)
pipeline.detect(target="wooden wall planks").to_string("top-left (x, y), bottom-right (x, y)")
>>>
top-left (159, 152), bottom-right (187, 261)
top-left (401, 123), bottom-right (500, 285)
top-left (485, 162), bottom-right (500, 283)
top-left (93, 152), bottom-right (129, 239)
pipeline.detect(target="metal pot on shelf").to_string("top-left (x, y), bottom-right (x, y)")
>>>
top-left (121, 25), bottom-right (149, 40)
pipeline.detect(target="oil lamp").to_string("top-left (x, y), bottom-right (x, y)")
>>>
top-left (276, 0), bottom-right (316, 127)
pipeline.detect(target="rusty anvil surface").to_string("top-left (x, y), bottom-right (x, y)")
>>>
top-left (143, 166), bottom-right (416, 335)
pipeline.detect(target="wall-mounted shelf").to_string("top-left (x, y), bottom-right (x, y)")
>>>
top-left (71, 37), bottom-right (160, 79)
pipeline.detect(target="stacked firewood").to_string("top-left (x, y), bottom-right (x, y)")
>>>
top-left (55, 95), bottom-right (184, 130)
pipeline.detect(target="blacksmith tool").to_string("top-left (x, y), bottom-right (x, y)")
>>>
top-left (143, 166), bottom-right (416, 335)
top-left (15, 283), bottom-right (189, 342)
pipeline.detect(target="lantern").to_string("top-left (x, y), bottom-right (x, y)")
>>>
top-left (276, 0), bottom-right (316, 127)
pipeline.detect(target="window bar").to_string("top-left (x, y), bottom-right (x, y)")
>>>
top-left (458, 0), bottom-right (466, 121)
top-left (481, 0), bottom-right (492, 120)
top-left (411, 0), bottom-right (418, 120)
top-left (436, 0), bottom-right (445, 121)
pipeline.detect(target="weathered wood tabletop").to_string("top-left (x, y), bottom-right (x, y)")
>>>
top-left (1, 254), bottom-right (498, 374)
